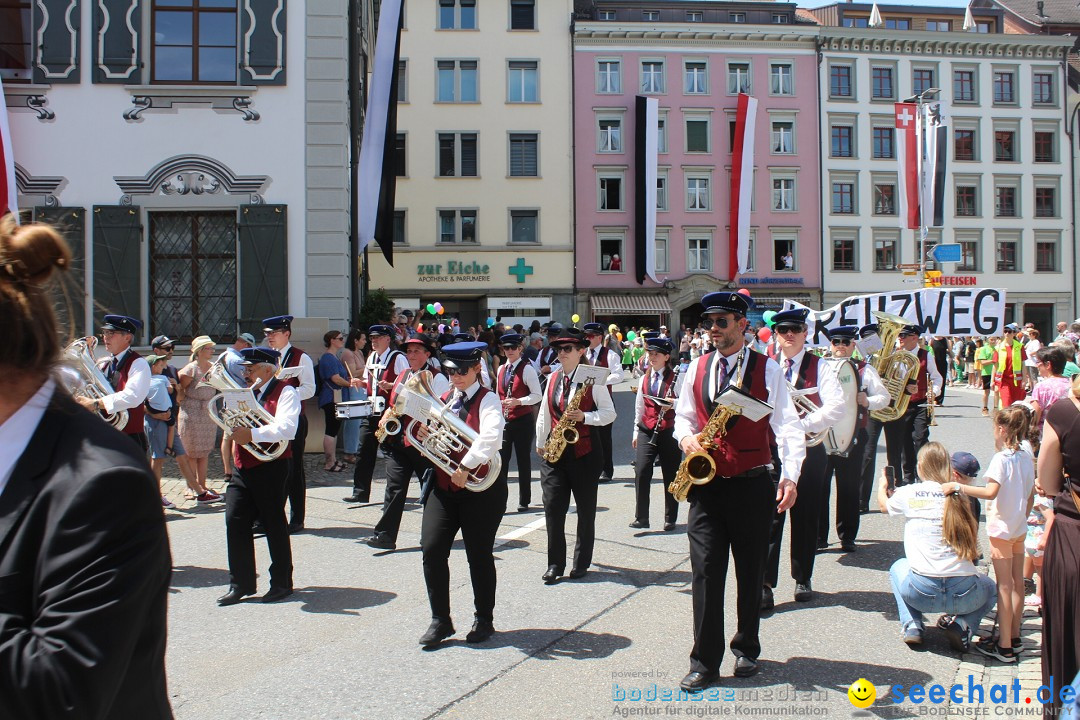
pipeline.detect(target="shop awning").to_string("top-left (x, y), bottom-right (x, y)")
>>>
top-left (591, 294), bottom-right (673, 315)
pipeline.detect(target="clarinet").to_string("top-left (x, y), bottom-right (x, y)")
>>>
top-left (647, 365), bottom-right (681, 447)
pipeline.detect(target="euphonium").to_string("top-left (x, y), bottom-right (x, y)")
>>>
top-left (868, 311), bottom-right (920, 423)
top-left (62, 337), bottom-right (129, 430)
top-left (540, 375), bottom-right (595, 464)
top-left (667, 401), bottom-right (742, 502)
top-left (204, 360), bottom-right (289, 462)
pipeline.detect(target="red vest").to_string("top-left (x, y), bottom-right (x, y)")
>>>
top-left (497, 360), bottom-right (532, 421)
top-left (910, 348), bottom-right (930, 403)
top-left (367, 349), bottom-right (405, 401)
top-left (106, 350), bottom-right (146, 435)
top-left (539, 346), bottom-right (557, 368)
top-left (792, 352), bottom-right (822, 407)
top-left (690, 350), bottom-right (774, 477)
top-left (434, 386), bottom-right (492, 492)
top-left (641, 367), bottom-right (677, 432)
top-left (545, 371), bottom-right (598, 458)
top-left (281, 345), bottom-right (307, 389)
top-left (233, 378), bottom-right (293, 469)
top-left (590, 345), bottom-right (612, 369)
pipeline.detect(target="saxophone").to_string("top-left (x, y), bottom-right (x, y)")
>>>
top-left (540, 376), bottom-right (595, 464)
top-left (667, 402), bottom-right (742, 502)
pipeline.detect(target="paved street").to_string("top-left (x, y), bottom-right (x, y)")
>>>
top-left (161, 380), bottom-right (1044, 719)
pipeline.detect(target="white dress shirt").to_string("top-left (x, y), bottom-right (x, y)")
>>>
top-left (632, 366), bottom-right (684, 442)
top-left (398, 366), bottom-right (450, 399)
top-left (452, 381), bottom-right (505, 470)
top-left (101, 348), bottom-right (151, 415)
top-left (365, 347), bottom-right (411, 390)
top-left (534, 369), bottom-right (617, 452)
top-left (674, 349), bottom-right (805, 485)
top-left (860, 363), bottom-right (890, 412)
top-left (778, 348), bottom-right (847, 435)
top-left (250, 382), bottom-right (300, 444)
top-left (587, 343), bottom-right (625, 385)
top-left (280, 342), bottom-right (316, 401)
top-left (923, 350), bottom-right (944, 393)
top-left (0, 378), bottom-right (53, 498)
top-left (498, 359), bottom-right (542, 407)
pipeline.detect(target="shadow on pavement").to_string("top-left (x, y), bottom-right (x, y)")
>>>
top-left (768, 589), bottom-right (899, 621)
top-left (171, 565), bottom-right (231, 590)
top-left (834, 539), bottom-right (905, 570)
top-left (291, 586), bottom-right (396, 616)
top-left (429, 628), bottom-right (632, 660)
top-left (302, 525), bottom-right (375, 541)
top-left (573, 563), bottom-right (691, 589)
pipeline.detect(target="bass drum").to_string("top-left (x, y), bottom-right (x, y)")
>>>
top-left (824, 359), bottom-right (859, 457)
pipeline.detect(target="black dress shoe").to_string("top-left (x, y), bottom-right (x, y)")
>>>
top-left (664, 522), bottom-right (676, 532)
top-left (252, 522), bottom-right (266, 535)
top-left (760, 585), bottom-right (774, 611)
top-left (262, 587), bottom-right (293, 603)
top-left (517, 505), bottom-right (529, 513)
top-left (841, 541), bottom-right (856, 552)
top-left (217, 588), bottom-right (251, 606)
top-left (288, 522), bottom-right (304, 534)
top-left (733, 656), bottom-right (759, 678)
top-left (568, 567), bottom-right (588, 579)
top-left (629, 519), bottom-right (649, 529)
top-left (542, 565), bottom-right (562, 584)
top-left (598, 474), bottom-right (613, 483)
top-left (343, 491), bottom-right (368, 503)
top-left (367, 533), bottom-right (397, 551)
top-left (418, 618), bottom-right (455, 647)
top-left (465, 619), bottom-right (495, 643)
top-left (794, 582), bottom-right (813, 602)
top-left (679, 671), bottom-right (719, 692)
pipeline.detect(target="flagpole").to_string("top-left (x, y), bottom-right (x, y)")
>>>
top-left (903, 87), bottom-right (940, 289)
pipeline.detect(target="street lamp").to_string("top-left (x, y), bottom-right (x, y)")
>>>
top-left (903, 88), bottom-right (941, 288)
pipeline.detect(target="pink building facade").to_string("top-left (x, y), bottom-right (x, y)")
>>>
top-left (573, 16), bottom-right (821, 328)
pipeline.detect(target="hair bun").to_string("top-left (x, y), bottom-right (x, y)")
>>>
top-left (0, 215), bottom-right (71, 286)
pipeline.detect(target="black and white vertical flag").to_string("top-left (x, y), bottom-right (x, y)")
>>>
top-left (635, 96), bottom-right (659, 285)
top-left (918, 101), bottom-right (947, 228)
top-left (356, 0), bottom-right (404, 266)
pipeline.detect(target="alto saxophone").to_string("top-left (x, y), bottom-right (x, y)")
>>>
top-left (667, 401), bottom-right (742, 502)
top-left (541, 376), bottom-right (595, 464)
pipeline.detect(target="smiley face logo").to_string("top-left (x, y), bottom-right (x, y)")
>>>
top-left (848, 678), bottom-right (876, 709)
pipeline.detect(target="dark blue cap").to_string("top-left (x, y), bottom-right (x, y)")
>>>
top-left (546, 323), bottom-right (564, 335)
top-left (828, 325), bottom-right (859, 340)
top-left (102, 314), bottom-right (143, 334)
top-left (701, 291), bottom-right (752, 317)
top-left (771, 308), bottom-right (810, 327)
top-left (646, 337), bottom-right (673, 354)
top-left (238, 346), bottom-right (281, 365)
top-left (951, 451), bottom-right (980, 478)
top-left (642, 331), bottom-right (660, 340)
top-left (860, 324), bottom-right (879, 338)
top-left (453, 332), bottom-right (475, 343)
top-left (583, 322), bottom-right (604, 334)
top-left (1004, 323), bottom-right (1020, 332)
top-left (442, 341), bottom-right (487, 369)
top-left (549, 327), bottom-right (588, 347)
top-left (900, 322), bottom-right (923, 335)
top-left (262, 315), bottom-right (293, 332)
top-left (499, 332), bottom-right (525, 347)
top-left (368, 324), bottom-right (395, 337)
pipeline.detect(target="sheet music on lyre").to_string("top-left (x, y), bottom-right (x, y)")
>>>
top-left (716, 387), bottom-right (771, 422)
top-left (569, 364), bottom-right (610, 385)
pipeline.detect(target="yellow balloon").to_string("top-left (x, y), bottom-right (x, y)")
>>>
top-left (571, 314), bottom-right (580, 323)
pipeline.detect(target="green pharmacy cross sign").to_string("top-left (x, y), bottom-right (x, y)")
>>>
top-left (509, 258), bottom-right (533, 284)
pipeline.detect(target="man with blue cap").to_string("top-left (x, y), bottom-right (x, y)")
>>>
top-left (263, 315), bottom-right (315, 533)
top-left (536, 323), bottom-right (563, 379)
top-left (413, 341), bottom-right (506, 647)
top-left (495, 332), bottom-right (543, 512)
top-left (631, 336), bottom-right (682, 531)
top-left (218, 331), bottom-right (257, 484)
top-left (218, 346), bottom-right (299, 606)
top-left (584, 322), bottom-right (624, 482)
top-left (882, 321), bottom-right (943, 488)
top-left (77, 314), bottom-right (151, 450)
top-left (672, 291), bottom-right (805, 691)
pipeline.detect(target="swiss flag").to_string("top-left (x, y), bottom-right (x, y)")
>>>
top-left (895, 103), bottom-right (919, 230)
top-left (0, 76), bottom-right (17, 222)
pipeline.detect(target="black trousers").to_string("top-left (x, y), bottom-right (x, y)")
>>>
top-left (632, 426), bottom-right (680, 526)
top-left (497, 414), bottom-right (535, 508)
top-left (226, 458), bottom-right (293, 592)
top-left (821, 427), bottom-right (868, 546)
top-left (126, 431), bottom-right (148, 453)
top-left (934, 358), bottom-right (948, 405)
top-left (540, 446), bottom-right (602, 572)
top-left (421, 480), bottom-right (507, 622)
top-left (766, 443), bottom-right (828, 588)
top-left (351, 416), bottom-right (381, 501)
top-left (374, 442), bottom-right (432, 542)
top-left (597, 422), bottom-right (614, 478)
top-left (688, 470), bottom-right (776, 674)
top-left (859, 418), bottom-right (884, 512)
top-left (286, 414), bottom-right (308, 525)
top-left (882, 402), bottom-right (929, 487)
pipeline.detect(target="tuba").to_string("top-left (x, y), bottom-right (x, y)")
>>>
top-left (868, 311), bottom-right (920, 423)
top-left (62, 337), bottom-right (129, 430)
top-left (204, 359), bottom-right (290, 462)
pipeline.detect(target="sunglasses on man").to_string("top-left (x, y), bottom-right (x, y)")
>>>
top-left (774, 324), bottom-right (805, 335)
top-left (706, 316), bottom-right (734, 329)
top-left (830, 338), bottom-right (853, 346)
top-left (446, 365), bottom-right (476, 376)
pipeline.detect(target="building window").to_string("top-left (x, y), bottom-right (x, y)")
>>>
top-left (831, 125), bottom-right (853, 158)
top-left (642, 10), bottom-right (659, 21)
top-left (727, 62), bottom-right (750, 94)
top-left (508, 133), bottom-right (538, 177)
top-left (953, 70), bottom-right (975, 102)
top-left (437, 60), bottom-right (478, 102)
top-left (1035, 187), bottom-right (1056, 218)
top-left (995, 186), bottom-right (1017, 217)
top-left (844, 17), bottom-right (868, 28)
top-left (438, 0), bottom-right (476, 30)
top-left (830, 65), bottom-right (852, 98)
top-left (772, 236), bottom-right (795, 271)
top-left (772, 13), bottom-right (790, 24)
top-left (599, 236), bottom-right (624, 272)
top-left (510, 209), bottom-right (538, 243)
top-left (772, 178), bottom-right (795, 211)
top-left (599, 176), bottom-right (623, 210)
top-left (439, 209), bottom-right (477, 243)
top-left (0, 0), bottom-right (32, 78)
top-left (996, 236), bottom-right (1018, 272)
top-left (994, 130), bottom-right (1016, 161)
top-left (872, 67), bottom-right (894, 99)
top-left (833, 236), bottom-right (856, 271)
top-left (685, 118), bottom-right (709, 152)
top-left (729, 12), bottom-right (745, 23)
top-left (687, 11), bottom-right (703, 22)
top-left (832, 182), bottom-right (855, 214)
top-left (507, 61), bottom-right (538, 102)
top-left (394, 134), bottom-right (407, 177)
top-left (955, 185), bottom-right (977, 216)
top-left (771, 121), bottom-right (794, 153)
top-left (397, 60), bottom-right (408, 102)
top-left (770, 63), bottom-right (793, 95)
top-left (151, 0), bottom-right (239, 83)
top-left (687, 177), bottom-right (710, 210)
top-left (1033, 72), bottom-right (1054, 105)
top-left (1034, 131), bottom-right (1056, 163)
top-left (954, 129), bottom-right (975, 161)
top-left (656, 175), bottom-right (667, 211)
top-left (598, 118), bottom-right (622, 152)
top-left (874, 236), bottom-right (898, 271)
top-left (655, 235), bottom-right (669, 273)
top-left (886, 18), bottom-right (910, 29)
top-left (393, 210), bottom-right (407, 244)
top-left (509, 0), bottom-right (535, 30)
top-left (957, 239), bottom-right (978, 271)
top-left (641, 61), bottom-right (665, 93)
top-left (913, 68), bottom-right (935, 96)
top-left (438, 133), bottom-right (478, 177)
top-left (873, 183), bottom-right (896, 215)
top-left (598, 9), bottom-right (616, 20)
top-left (927, 20), bottom-right (951, 31)
top-left (657, 117), bottom-right (667, 153)
top-left (1036, 237), bottom-right (1058, 272)
top-left (684, 61), bottom-right (707, 94)
top-left (688, 237), bottom-right (711, 272)
top-left (993, 71), bottom-right (1015, 104)
top-left (872, 127), bottom-right (895, 159)
top-left (597, 60), bottom-right (620, 93)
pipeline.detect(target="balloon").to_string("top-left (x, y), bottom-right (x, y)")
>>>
top-left (737, 288), bottom-right (751, 297)
top-left (617, 333), bottom-right (623, 342)
top-left (757, 327), bottom-right (771, 343)
top-left (437, 307), bottom-right (445, 315)
top-left (571, 313), bottom-right (580, 324)
top-left (626, 331), bottom-right (637, 341)
top-left (487, 317), bottom-right (495, 327)
top-left (434, 302), bottom-right (443, 312)
top-left (426, 303), bottom-right (436, 314)
top-left (762, 311), bottom-right (777, 327)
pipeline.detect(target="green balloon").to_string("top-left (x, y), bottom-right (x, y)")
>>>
top-left (626, 331), bottom-right (637, 341)
top-left (762, 310), bottom-right (777, 327)
top-left (426, 303), bottom-right (436, 314)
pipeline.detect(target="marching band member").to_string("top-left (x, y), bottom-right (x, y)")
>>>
top-left (673, 292), bottom-right (804, 691)
top-left (76, 314), bottom-right (151, 451)
top-left (367, 336), bottom-right (449, 551)
top-left (495, 332), bottom-right (542, 512)
top-left (765, 308), bottom-right (846, 607)
top-left (454, 331), bottom-right (493, 389)
top-left (218, 347), bottom-right (300, 606)
top-left (584, 322), bottom-right (624, 483)
top-left (858, 323), bottom-right (885, 513)
top-left (536, 323), bottom-right (563, 379)
top-left (535, 327), bottom-right (616, 585)
top-left (415, 342), bottom-right (506, 647)
top-left (631, 336), bottom-right (682, 531)
top-left (347, 324), bottom-right (408, 504)
top-left (263, 315), bottom-right (316, 533)
top-left (821, 326), bottom-right (889, 552)
top-left (882, 322), bottom-right (943, 488)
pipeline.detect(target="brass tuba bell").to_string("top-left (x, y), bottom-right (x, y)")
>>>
top-left (867, 311), bottom-right (921, 423)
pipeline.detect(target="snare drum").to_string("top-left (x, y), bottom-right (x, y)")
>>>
top-left (335, 400), bottom-right (373, 419)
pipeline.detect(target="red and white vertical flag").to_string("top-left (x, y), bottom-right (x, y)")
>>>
top-left (895, 102), bottom-right (919, 230)
top-left (0, 76), bottom-right (18, 222)
top-left (728, 93), bottom-right (757, 279)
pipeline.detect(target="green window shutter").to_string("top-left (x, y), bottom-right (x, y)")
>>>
top-left (240, 0), bottom-right (287, 86)
top-left (34, 0), bottom-right (81, 84)
top-left (92, 206), bottom-right (142, 335)
top-left (34, 206), bottom-right (86, 337)
top-left (238, 204), bottom-right (287, 336)
top-left (93, 0), bottom-right (141, 84)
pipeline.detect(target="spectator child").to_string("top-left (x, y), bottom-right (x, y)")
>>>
top-left (1022, 494), bottom-right (1054, 611)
